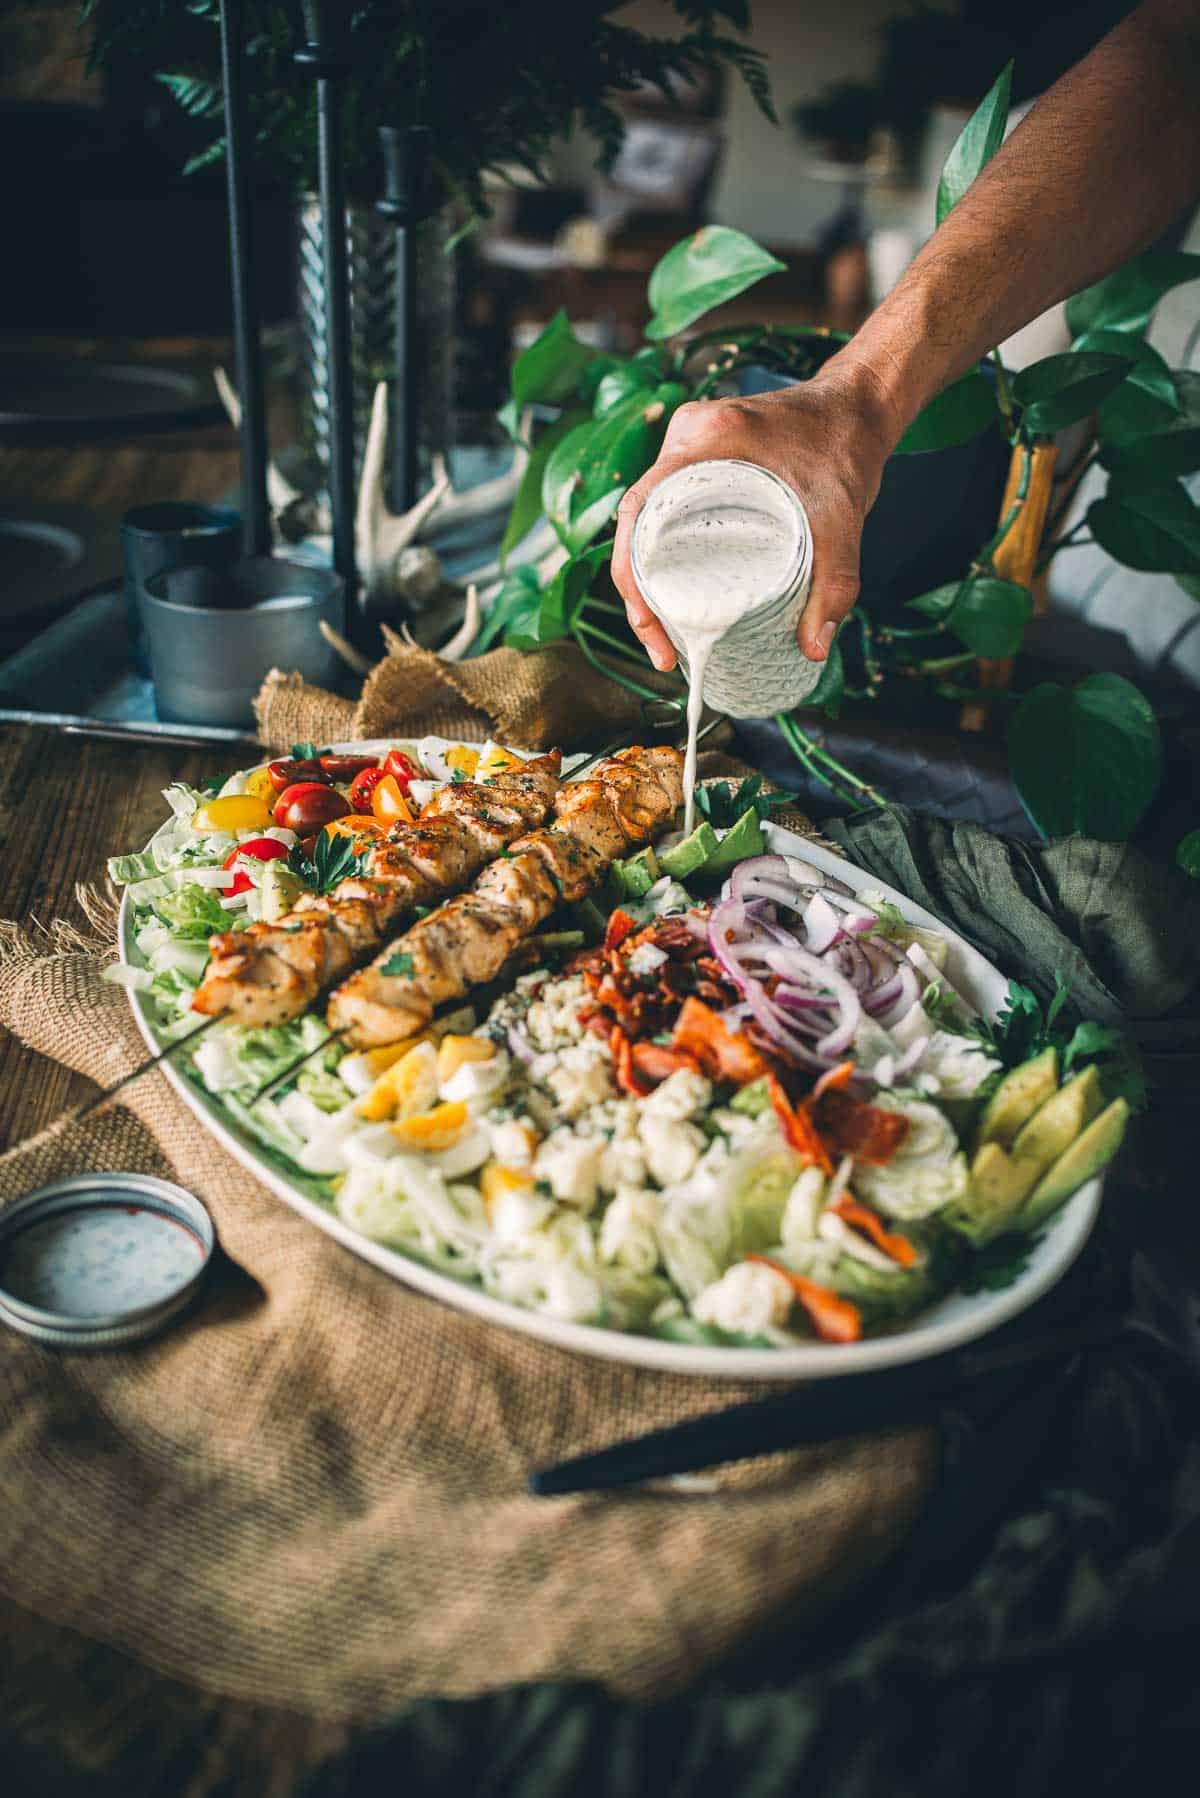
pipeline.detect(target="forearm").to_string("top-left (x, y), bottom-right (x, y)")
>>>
top-left (832, 0), bottom-right (1200, 443)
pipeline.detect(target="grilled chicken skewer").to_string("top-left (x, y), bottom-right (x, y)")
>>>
top-left (328, 746), bottom-right (685, 1048)
top-left (192, 753), bottom-right (563, 1027)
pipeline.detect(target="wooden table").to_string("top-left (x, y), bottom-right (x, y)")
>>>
top-left (0, 723), bottom-right (226, 1150)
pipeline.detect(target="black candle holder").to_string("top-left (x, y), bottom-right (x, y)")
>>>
top-left (377, 125), bottom-right (432, 517)
top-left (294, 0), bottom-right (360, 636)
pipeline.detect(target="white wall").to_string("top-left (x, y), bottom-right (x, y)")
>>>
top-left (553, 0), bottom-right (951, 249)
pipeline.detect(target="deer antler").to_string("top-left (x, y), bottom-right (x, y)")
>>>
top-left (213, 367), bottom-right (304, 514)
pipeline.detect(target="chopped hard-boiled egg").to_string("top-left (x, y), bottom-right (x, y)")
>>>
top-left (445, 745), bottom-right (481, 779)
top-left (356, 1038), bottom-right (439, 1122)
top-left (487, 1118), bottom-right (539, 1167)
top-left (481, 1161), bottom-right (535, 1212)
top-left (390, 1100), bottom-right (470, 1152)
top-left (475, 743), bottom-right (524, 781)
top-left (437, 1034), bottom-right (495, 1083)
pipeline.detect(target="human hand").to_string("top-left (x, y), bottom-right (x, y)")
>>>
top-left (610, 356), bottom-right (899, 668)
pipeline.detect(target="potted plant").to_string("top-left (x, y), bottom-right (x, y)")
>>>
top-left (474, 62), bottom-right (1200, 853)
top-left (78, 0), bottom-right (774, 486)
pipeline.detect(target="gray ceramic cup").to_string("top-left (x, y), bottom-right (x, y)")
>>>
top-left (141, 558), bottom-right (345, 727)
top-left (122, 501), bottom-right (243, 674)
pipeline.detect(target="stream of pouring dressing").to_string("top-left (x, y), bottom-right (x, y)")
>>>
top-left (633, 467), bottom-right (803, 832)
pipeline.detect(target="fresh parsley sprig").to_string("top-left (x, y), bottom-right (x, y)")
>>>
top-left (695, 774), bottom-right (795, 831)
top-left (970, 972), bottom-right (1144, 1109)
top-left (286, 834), bottom-right (369, 895)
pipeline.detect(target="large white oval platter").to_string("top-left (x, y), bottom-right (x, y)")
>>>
top-left (122, 739), bottom-right (1102, 1381)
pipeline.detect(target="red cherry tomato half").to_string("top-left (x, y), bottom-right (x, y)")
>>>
top-left (349, 765), bottom-right (387, 813)
top-left (221, 835), bottom-right (289, 895)
top-left (383, 748), bottom-right (418, 791)
top-left (319, 752), bottom-right (380, 781)
top-left (273, 782), bottom-right (352, 833)
top-left (267, 757), bottom-right (330, 793)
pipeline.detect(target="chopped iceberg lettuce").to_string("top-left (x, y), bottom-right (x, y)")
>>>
top-left (851, 1095), bottom-right (969, 1221)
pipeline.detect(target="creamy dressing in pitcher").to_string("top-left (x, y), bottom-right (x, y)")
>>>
top-left (631, 461), bottom-right (812, 831)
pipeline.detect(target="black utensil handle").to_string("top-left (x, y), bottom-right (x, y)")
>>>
top-left (527, 1317), bottom-right (1122, 1497)
top-left (378, 126), bottom-right (431, 516)
top-left (529, 1372), bottom-right (940, 1497)
top-left (218, 0), bottom-right (272, 559)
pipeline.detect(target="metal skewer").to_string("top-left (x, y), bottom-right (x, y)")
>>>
top-left (244, 713), bottom-right (726, 1105)
top-left (71, 1014), bottom-right (225, 1125)
top-left (80, 714), bottom-right (724, 1118)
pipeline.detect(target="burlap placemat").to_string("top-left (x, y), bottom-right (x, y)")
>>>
top-left (256, 635), bottom-right (684, 753)
top-left (0, 909), bottom-right (934, 1724)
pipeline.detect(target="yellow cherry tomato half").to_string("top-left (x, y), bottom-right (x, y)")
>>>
top-left (243, 766), bottom-right (276, 802)
top-left (371, 773), bottom-right (415, 826)
top-left (324, 814), bottom-right (385, 841)
top-left (191, 793), bottom-right (274, 833)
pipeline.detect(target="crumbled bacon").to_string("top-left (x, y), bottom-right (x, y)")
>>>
top-left (672, 997), bottom-right (768, 1086)
top-left (814, 1089), bottom-right (910, 1165)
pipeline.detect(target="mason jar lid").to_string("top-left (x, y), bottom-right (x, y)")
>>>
top-left (0, 1174), bottom-right (215, 1349)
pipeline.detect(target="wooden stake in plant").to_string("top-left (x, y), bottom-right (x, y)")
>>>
top-left (959, 438), bottom-right (1058, 732)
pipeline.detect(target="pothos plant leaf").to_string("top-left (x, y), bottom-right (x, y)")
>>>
top-left (1012, 351), bottom-right (1134, 437)
top-left (1074, 330), bottom-right (1180, 416)
top-left (1064, 247), bottom-right (1200, 338)
top-left (1176, 830), bottom-right (1200, 878)
top-left (534, 542), bottom-right (612, 644)
top-left (945, 575), bottom-right (1032, 657)
top-left (1008, 672), bottom-right (1162, 840)
top-left (1098, 374), bottom-right (1200, 479)
top-left (541, 384), bottom-right (685, 554)
top-left (906, 582), bottom-right (959, 621)
top-left (592, 360), bottom-right (659, 418)
top-left (644, 226), bottom-right (786, 341)
top-left (906, 574), bottom-right (1031, 654)
top-left (802, 636), bottom-right (845, 717)
top-left (893, 371), bottom-right (996, 454)
top-left (499, 409), bottom-right (588, 564)
top-left (498, 309), bottom-right (594, 441)
top-left (935, 59), bottom-right (1012, 224)
top-left (1087, 479), bottom-right (1200, 575)
top-left (472, 564), bottom-right (543, 654)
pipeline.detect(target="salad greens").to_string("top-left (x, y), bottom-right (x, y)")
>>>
top-left (104, 746), bottom-right (1133, 1354)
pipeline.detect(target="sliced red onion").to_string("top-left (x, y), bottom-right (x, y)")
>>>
top-left (507, 1025), bottom-right (537, 1064)
top-left (875, 961), bottom-right (921, 1030)
top-left (801, 891), bottom-right (842, 955)
top-left (729, 855), bottom-right (790, 901)
top-left (863, 974), bottom-right (904, 1016)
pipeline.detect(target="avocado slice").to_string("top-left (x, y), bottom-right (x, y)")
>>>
top-left (659, 820), bottom-right (720, 880)
top-left (569, 896), bottom-right (608, 943)
top-left (261, 859), bottom-right (309, 923)
top-left (976, 1047), bottom-right (1060, 1151)
top-left (612, 845), bottom-right (661, 899)
top-left (1020, 1097), bottom-right (1129, 1229)
top-left (944, 1144), bottom-right (1042, 1245)
top-left (701, 807), bottom-right (766, 878)
top-left (1010, 1065), bottom-right (1104, 1173)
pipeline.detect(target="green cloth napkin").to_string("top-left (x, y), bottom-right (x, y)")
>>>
top-left (302, 812), bottom-right (1200, 1798)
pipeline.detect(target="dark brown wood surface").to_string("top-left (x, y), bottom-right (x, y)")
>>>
top-left (0, 723), bottom-right (231, 1150)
